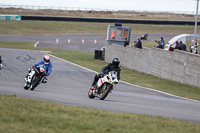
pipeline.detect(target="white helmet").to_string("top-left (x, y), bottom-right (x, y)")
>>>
top-left (43, 55), bottom-right (50, 64)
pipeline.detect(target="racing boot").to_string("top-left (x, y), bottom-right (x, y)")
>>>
top-left (41, 77), bottom-right (48, 83)
top-left (91, 81), bottom-right (98, 94)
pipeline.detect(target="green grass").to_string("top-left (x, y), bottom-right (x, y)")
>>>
top-left (0, 41), bottom-right (200, 101)
top-left (0, 20), bottom-right (200, 35)
top-left (0, 94), bottom-right (200, 133)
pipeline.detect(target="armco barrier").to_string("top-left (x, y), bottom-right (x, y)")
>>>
top-left (21, 15), bottom-right (199, 25)
top-left (105, 44), bottom-right (200, 87)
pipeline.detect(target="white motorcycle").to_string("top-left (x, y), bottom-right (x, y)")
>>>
top-left (88, 70), bottom-right (119, 100)
top-left (24, 66), bottom-right (48, 91)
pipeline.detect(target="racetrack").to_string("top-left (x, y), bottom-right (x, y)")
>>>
top-left (0, 34), bottom-right (177, 52)
top-left (0, 48), bottom-right (200, 123)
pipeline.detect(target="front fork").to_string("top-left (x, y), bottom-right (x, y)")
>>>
top-left (25, 70), bottom-right (35, 83)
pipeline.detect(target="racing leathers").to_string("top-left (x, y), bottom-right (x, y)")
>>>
top-left (92, 63), bottom-right (121, 87)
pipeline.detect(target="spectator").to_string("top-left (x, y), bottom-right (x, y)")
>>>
top-left (160, 37), bottom-right (165, 49)
top-left (194, 39), bottom-right (199, 54)
top-left (156, 41), bottom-right (162, 48)
top-left (179, 41), bottom-right (186, 51)
top-left (190, 40), bottom-right (198, 53)
top-left (153, 40), bottom-right (158, 47)
top-left (190, 40), bottom-right (194, 53)
top-left (134, 38), bottom-right (142, 49)
top-left (175, 41), bottom-right (181, 50)
top-left (124, 38), bottom-right (129, 47)
top-left (110, 30), bottom-right (115, 39)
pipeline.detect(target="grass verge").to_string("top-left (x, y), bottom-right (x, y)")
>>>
top-left (0, 20), bottom-right (200, 35)
top-left (0, 94), bottom-right (200, 133)
top-left (0, 41), bottom-right (200, 101)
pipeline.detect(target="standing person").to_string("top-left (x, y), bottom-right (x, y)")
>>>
top-left (156, 41), bottom-right (161, 48)
top-left (179, 41), bottom-right (186, 51)
top-left (153, 40), bottom-right (158, 47)
top-left (190, 40), bottom-right (194, 53)
top-left (195, 39), bottom-right (199, 54)
top-left (190, 40), bottom-right (198, 54)
top-left (175, 41), bottom-right (180, 50)
top-left (0, 54), bottom-right (2, 70)
top-left (160, 37), bottom-right (165, 49)
top-left (134, 38), bottom-right (142, 49)
top-left (110, 30), bottom-right (115, 39)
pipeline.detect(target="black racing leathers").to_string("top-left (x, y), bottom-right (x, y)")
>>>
top-left (101, 63), bottom-right (121, 80)
top-left (92, 63), bottom-right (121, 86)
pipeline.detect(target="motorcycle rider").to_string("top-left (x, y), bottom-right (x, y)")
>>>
top-left (0, 54), bottom-right (2, 70)
top-left (91, 57), bottom-right (121, 89)
top-left (25, 55), bottom-right (52, 83)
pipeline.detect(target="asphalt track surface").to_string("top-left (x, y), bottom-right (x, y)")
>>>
top-left (0, 48), bottom-right (200, 123)
top-left (0, 34), bottom-right (177, 52)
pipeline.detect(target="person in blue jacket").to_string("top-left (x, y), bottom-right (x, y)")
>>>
top-left (34, 55), bottom-right (52, 75)
top-left (160, 37), bottom-right (165, 49)
top-left (26, 55), bottom-right (52, 83)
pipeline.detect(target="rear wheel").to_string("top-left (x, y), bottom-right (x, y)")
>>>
top-left (98, 85), bottom-right (112, 100)
top-left (30, 76), bottom-right (40, 91)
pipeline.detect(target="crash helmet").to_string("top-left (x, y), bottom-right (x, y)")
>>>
top-left (112, 57), bottom-right (120, 67)
top-left (43, 55), bottom-right (50, 64)
top-left (160, 37), bottom-right (164, 40)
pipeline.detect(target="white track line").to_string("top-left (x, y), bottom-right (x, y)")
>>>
top-left (46, 53), bottom-right (200, 103)
top-left (34, 41), bottom-right (39, 48)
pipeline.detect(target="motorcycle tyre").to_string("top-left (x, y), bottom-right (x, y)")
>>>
top-left (88, 88), bottom-right (95, 99)
top-left (99, 85), bottom-right (112, 100)
top-left (30, 76), bottom-right (40, 91)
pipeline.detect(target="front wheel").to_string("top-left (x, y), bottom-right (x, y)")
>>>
top-left (98, 85), bottom-right (112, 100)
top-left (30, 76), bottom-right (40, 91)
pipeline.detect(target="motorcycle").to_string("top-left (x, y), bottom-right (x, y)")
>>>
top-left (24, 66), bottom-right (47, 91)
top-left (140, 33), bottom-right (148, 40)
top-left (88, 71), bottom-right (119, 100)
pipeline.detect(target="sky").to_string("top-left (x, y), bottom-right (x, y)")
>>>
top-left (0, 0), bottom-right (199, 13)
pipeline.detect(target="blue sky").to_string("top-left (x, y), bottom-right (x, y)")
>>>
top-left (0, 0), bottom-right (199, 13)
